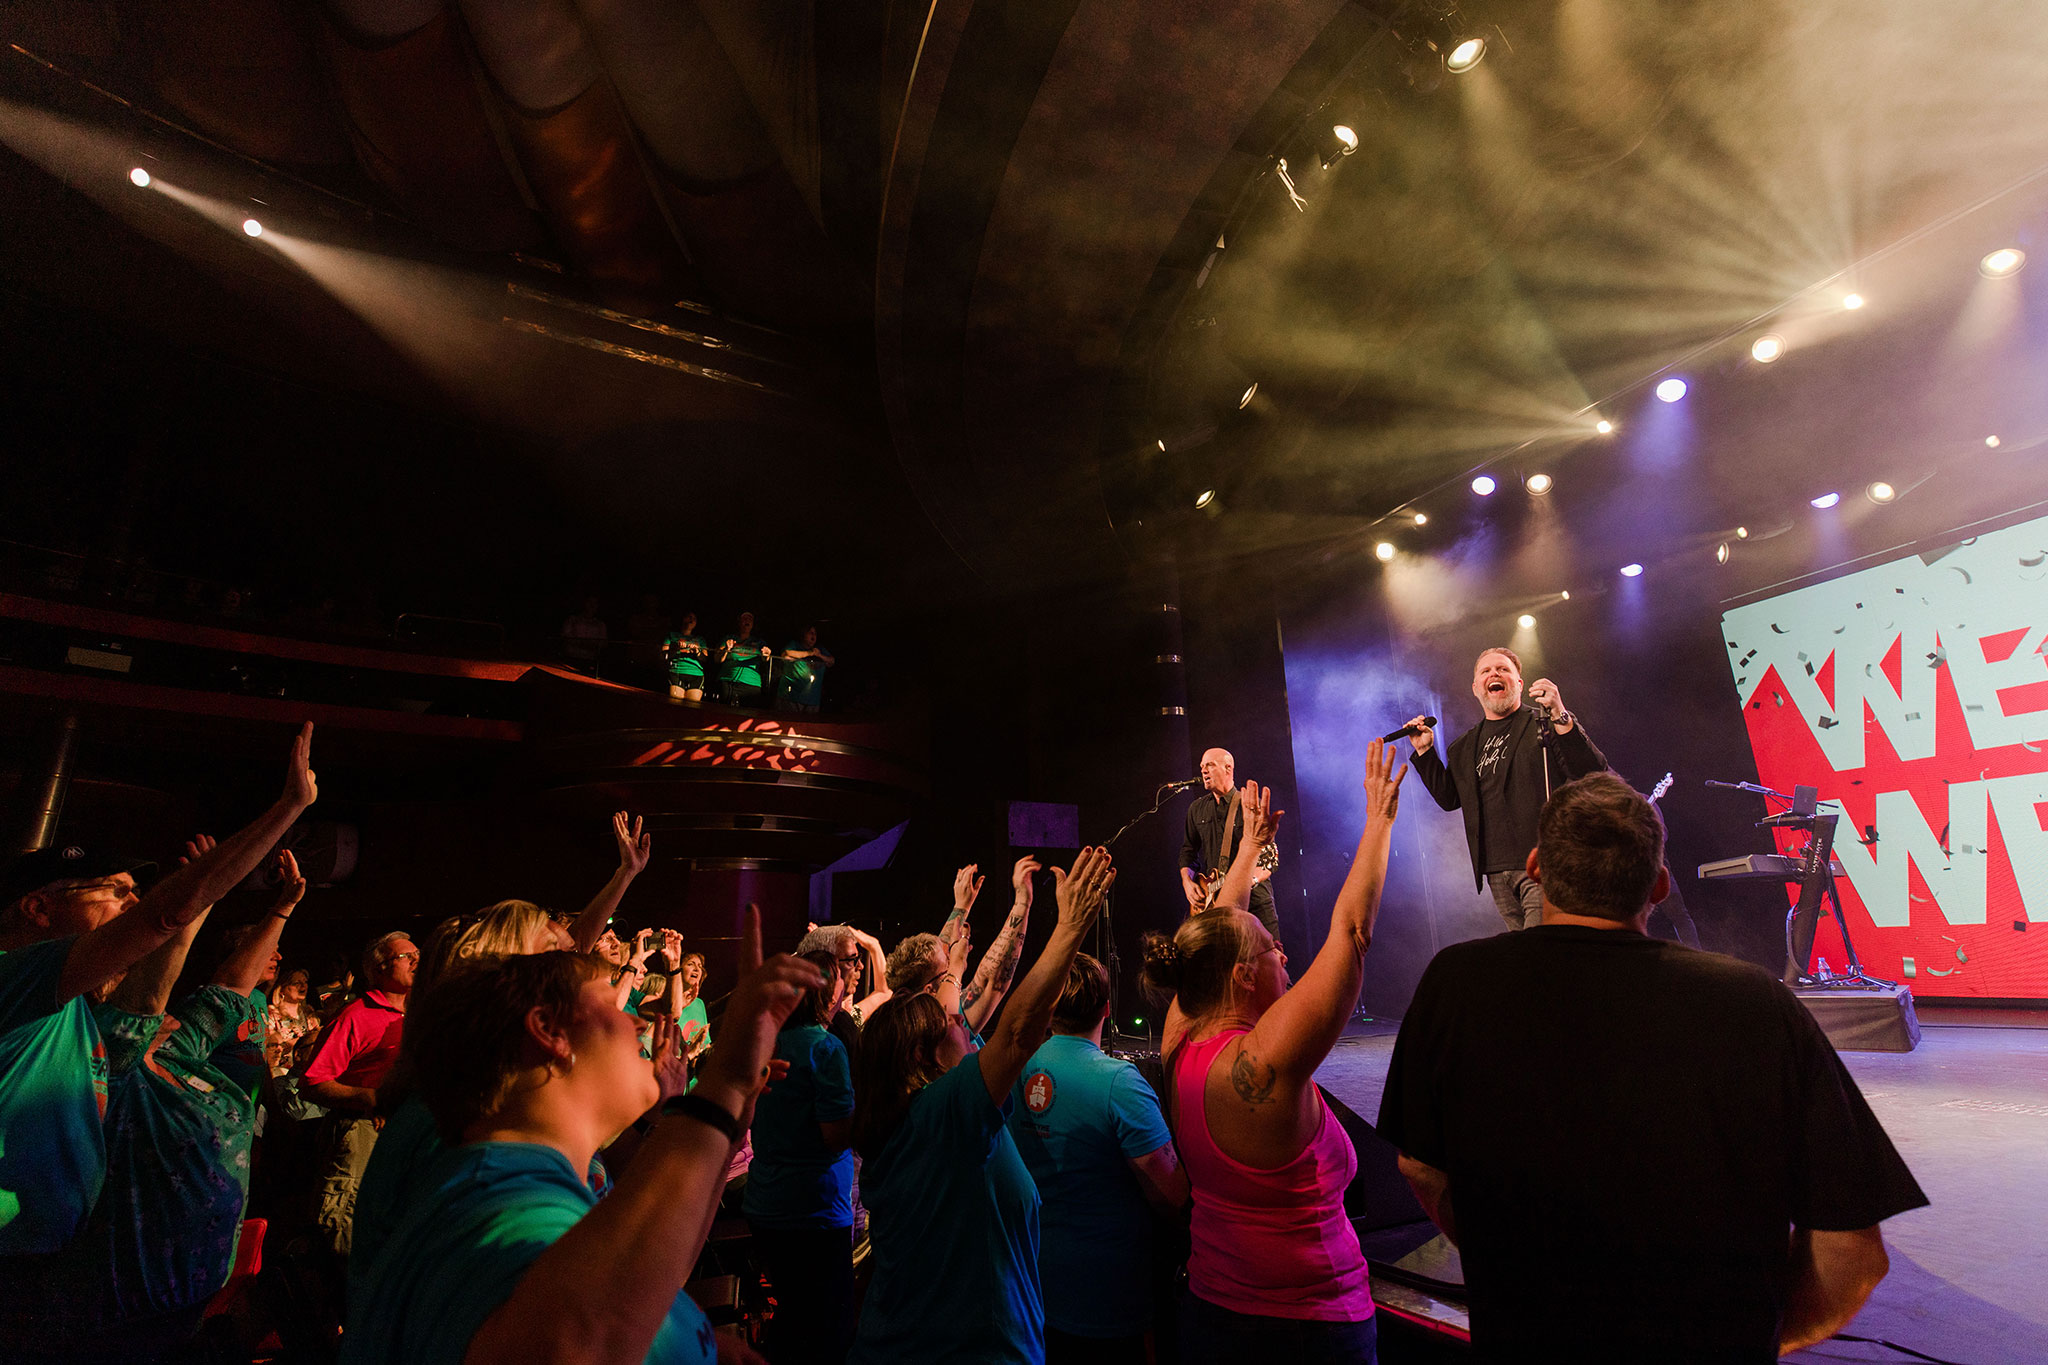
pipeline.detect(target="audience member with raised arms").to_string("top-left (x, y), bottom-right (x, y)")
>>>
top-left (1142, 743), bottom-right (1405, 1365)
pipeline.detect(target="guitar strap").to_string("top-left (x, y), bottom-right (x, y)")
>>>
top-left (1223, 788), bottom-right (1242, 866)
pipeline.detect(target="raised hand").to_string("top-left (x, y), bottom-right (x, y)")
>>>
top-left (659, 928), bottom-right (683, 971)
top-left (1241, 780), bottom-right (1285, 848)
top-left (1010, 855), bottom-right (1042, 897)
top-left (1051, 846), bottom-right (1116, 933)
top-left (952, 864), bottom-right (985, 914)
top-left (1404, 714), bottom-right (1435, 755)
top-left (178, 834), bottom-right (218, 868)
top-left (647, 1016), bottom-right (690, 1101)
top-left (613, 811), bottom-right (652, 878)
top-left (272, 850), bottom-right (307, 914)
top-left (283, 723), bottom-right (317, 809)
top-left (739, 902), bottom-right (764, 973)
top-left (1363, 737), bottom-right (1408, 822)
top-left (631, 928), bottom-right (656, 967)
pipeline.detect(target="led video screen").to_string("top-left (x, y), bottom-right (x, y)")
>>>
top-left (1721, 514), bottom-right (2048, 998)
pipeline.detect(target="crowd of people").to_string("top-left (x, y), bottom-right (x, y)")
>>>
top-left (0, 709), bottom-right (1926, 1364)
top-left (560, 598), bottom-right (836, 713)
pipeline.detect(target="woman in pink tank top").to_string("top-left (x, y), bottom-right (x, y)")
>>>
top-left (1139, 741), bottom-right (1407, 1365)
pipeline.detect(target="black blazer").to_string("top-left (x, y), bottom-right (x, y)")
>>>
top-left (1411, 707), bottom-right (1609, 891)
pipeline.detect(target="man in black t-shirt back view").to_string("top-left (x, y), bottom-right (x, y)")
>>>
top-left (1379, 773), bottom-right (1926, 1362)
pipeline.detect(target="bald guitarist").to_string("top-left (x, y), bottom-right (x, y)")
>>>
top-left (1179, 747), bottom-right (1281, 939)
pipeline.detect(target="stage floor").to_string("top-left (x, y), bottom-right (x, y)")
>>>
top-left (1317, 1012), bottom-right (2048, 1363)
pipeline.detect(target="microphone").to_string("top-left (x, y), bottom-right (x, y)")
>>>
top-left (1163, 777), bottom-right (1202, 792)
top-left (1380, 717), bottom-right (1438, 744)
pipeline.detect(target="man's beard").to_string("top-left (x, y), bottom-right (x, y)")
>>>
top-left (1480, 689), bottom-right (1520, 719)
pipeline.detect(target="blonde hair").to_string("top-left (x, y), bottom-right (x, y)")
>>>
top-left (414, 900), bottom-right (557, 1002)
top-left (1139, 910), bottom-right (1261, 1021)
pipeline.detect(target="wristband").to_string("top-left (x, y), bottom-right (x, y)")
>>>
top-left (661, 1092), bottom-right (742, 1143)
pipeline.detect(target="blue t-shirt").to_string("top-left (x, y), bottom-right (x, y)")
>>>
top-left (743, 1023), bottom-right (855, 1229)
top-left (344, 1141), bottom-right (712, 1365)
top-left (0, 935), bottom-right (109, 1255)
top-left (1, 987), bottom-right (265, 1349)
top-left (350, 1094), bottom-right (611, 1296)
top-left (852, 1050), bottom-right (1043, 1365)
top-left (1008, 1033), bottom-right (1174, 1338)
top-left (85, 986), bottom-right (265, 1324)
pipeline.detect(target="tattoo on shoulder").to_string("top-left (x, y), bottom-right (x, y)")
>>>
top-left (1229, 1046), bottom-right (1278, 1105)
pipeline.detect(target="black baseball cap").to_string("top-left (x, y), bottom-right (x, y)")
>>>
top-left (1, 846), bottom-right (155, 907)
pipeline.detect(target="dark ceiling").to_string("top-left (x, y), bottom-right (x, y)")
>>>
top-left (2, 0), bottom-right (2045, 631)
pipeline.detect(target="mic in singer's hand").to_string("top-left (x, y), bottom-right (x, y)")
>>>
top-left (1379, 717), bottom-right (1438, 744)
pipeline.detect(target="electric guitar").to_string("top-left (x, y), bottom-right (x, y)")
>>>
top-left (1192, 840), bottom-right (1280, 913)
top-left (1650, 772), bottom-right (1673, 806)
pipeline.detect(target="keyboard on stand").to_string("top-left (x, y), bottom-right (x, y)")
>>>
top-left (1697, 852), bottom-right (1846, 882)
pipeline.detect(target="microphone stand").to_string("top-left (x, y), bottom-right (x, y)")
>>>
top-left (1098, 780), bottom-right (1191, 1050)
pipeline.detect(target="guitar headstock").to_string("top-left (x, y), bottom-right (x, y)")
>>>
top-left (1650, 771), bottom-right (1674, 803)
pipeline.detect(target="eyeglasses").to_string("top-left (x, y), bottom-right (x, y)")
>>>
top-left (387, 951), bottom-right (420, 964)
top-left (835, 955), bottom-right (862, 968)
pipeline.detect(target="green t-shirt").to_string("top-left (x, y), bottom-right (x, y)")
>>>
top-left (775, 642), bottom-right (833, 708)
top-left (664, 633), bottom-right (709, 681)
top-left (343, 1141), bottom-right (714, 1365)
top-left (677, 996), bottom-right (711, 1056)
top-left (718, 636), bottom-right (773, 688)
top-left (0, 936), bottom-right (109, 1256)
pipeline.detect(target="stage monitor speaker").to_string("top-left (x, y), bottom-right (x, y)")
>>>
top-left (1320, 1086), bottom-right (1430, 1233)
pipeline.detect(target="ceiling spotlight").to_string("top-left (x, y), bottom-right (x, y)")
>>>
top-left (1866, 481), bottom-right (1897, 504)
top-left (1655, 377), bottom-right (1687, 403)
top-left (242, 218), bottom-right (264, 238)
top-left (1985, 435), bottom-right (2001, 448)
top-left (1980, 248), bottom-right (2026, 278)
top-left (1620, 563), bottom-right (1644, 578)
top-left (1525, 473), bottom-right (1554, 495)
top-left (1810, 492), bottom-right (1841, 509)
top-left (1735, 526), bottom-right (1749, 539)
top-left (128, 167), bottom-right (151, 188)
top-left (1413, 512), bottom-right (1428, 526)
top-left (1155, 439), bottom-right (1166, 451)
top-left (1595, 419), bottom-right (1614, 435)
top-left (1842, 293), bottom-right (1864, 310)
top-left (1194, 489), bottom-right (1216, 509)
top-left (1750, 334), bottom-right (1784, 363)
top-left (1471, 475), bottom-right (1498, 496)
top-left (1445, 36), bottom-right (1487, 72)
top-left (1517, 614), bottom-right (1536, 629)
top-left (1561, 590), bottom-right (1570, 601)
top-left (1375, 541), bottom-right (1396, 562)
top-left (1237, 382), bottom-right (1258, 409)
top-left (1333, 124), bottom-right (1359, 153)
top-left (1715, 542), bottom-right (1731, 565)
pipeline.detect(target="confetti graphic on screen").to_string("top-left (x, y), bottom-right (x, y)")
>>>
top-left (1721, 516), bottom-right (2048, 998)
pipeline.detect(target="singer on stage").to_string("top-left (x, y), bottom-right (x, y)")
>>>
top-left (1179, 748), bottom-right (1280, 939)
top-left (1405, 646), bottom-right (1608, 931)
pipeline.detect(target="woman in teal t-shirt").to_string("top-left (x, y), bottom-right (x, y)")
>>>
top-left (674, 951), bottom-right (712, 1060)
top-left (848, 847), bottom-right (1117, 1365)
top-left (345, 948), bottom-right (825, 1365)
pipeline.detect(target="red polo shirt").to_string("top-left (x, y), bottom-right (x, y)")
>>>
top-left (300, 990), bottom-right (406, 1090)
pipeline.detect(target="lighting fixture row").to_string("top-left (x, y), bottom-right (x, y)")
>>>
top-left (128, 164), bottom-right (266, 237)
